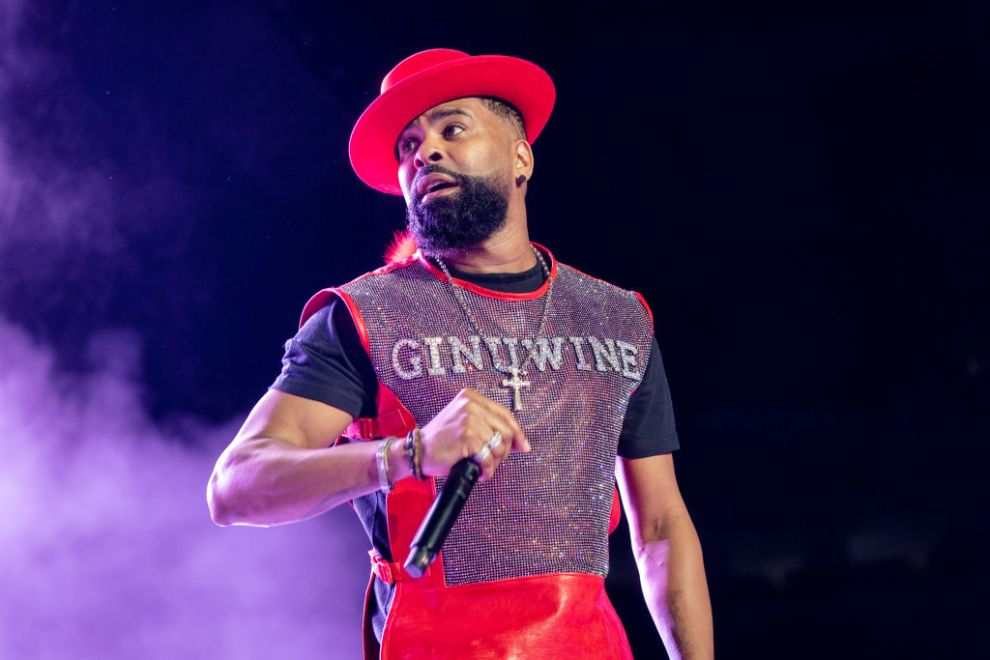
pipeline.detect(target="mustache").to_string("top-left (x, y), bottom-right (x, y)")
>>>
top-left (412, 165), bottom-right (465, 198)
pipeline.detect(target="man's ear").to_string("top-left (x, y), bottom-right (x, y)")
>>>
top-left (514, 139), bottom-right (534, 183)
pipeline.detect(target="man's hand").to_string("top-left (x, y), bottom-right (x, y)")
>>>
top-left (420, 388), bottom-right (531, 480)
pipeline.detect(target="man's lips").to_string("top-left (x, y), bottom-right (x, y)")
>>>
top-left (415, 173), bottom-right (459, 199)
top-left (420, 184), bottom-right (459, 202)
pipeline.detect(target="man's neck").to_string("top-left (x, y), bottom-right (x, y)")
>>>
top-left (435, 219), bottom-right (536, 275)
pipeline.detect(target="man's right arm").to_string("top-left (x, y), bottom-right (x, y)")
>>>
top-left (206, 389), bottom-right (411, 527)
top-left (206, 299), bottom-right (396, 527)
top-left (207, 299), bottom-right (529, 527)
top-left (207, 385), bottom-right (528, 527)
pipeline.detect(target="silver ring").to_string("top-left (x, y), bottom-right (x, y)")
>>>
top-left (472, 444), bottom-right (492, 464)
top-left (487, 431), bottom-right (503, 449)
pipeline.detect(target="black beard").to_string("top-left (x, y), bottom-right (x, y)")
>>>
top-left (405, 167), bottom-right (510, 254)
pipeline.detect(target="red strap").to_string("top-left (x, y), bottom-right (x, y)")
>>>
top-left (369, 548), bottom-right (427, 584)
top-left (356, 418), bottom-right (375, 439)
top-left (345, 383), bottom-right (419, 441)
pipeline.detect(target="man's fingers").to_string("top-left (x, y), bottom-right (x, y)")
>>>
top-left (476, 414), bottom-right (523, 464)
top-left (465, 389), bottom-right (530, 452)
top-left (483, 428), bottom-right (510, 463)
top-left (469, 432), bottom-right (499, 481)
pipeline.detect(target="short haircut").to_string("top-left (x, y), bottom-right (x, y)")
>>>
top-left (479, 96), bottom-right (526, 140)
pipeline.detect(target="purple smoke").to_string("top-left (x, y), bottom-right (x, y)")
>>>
top-left (0, 315), bottom-right (369, 659)
top-left (0, 0), bottom-right (117, 251)
top-left (0, 2), bottom-right (370, 657)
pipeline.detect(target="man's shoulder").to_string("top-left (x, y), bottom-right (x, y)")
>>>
top-left (297, 256), bottom-right (422, 328)
top-left (555, 261), bottom-right (655, 326)
top-left (338, 253), bottom-right (422, 289)
top-left (555, 260), bottom-right (638, 297)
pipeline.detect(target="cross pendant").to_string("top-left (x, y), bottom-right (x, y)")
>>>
top-left (501, 368), bottom-right (531, 412)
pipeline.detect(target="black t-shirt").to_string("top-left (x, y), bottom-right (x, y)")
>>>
top-left (271, 256), bottom-right (680, 458)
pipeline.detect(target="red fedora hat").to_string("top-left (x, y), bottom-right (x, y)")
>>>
top-left (348, 48), bottom-right (556, 195)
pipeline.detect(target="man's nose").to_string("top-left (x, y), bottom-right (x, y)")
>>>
top-left (413, 136), bottom-right (444, 169)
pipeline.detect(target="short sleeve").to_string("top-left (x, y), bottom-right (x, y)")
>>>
top-left (269, 297), bottom-right (378, 418)
top-left (616, 335), bottom-right (680, 458)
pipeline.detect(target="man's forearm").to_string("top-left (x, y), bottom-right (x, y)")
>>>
top-left (633, 510), bottom-right (714, 660)
top-left (207, 436), bottom-right (409, 527)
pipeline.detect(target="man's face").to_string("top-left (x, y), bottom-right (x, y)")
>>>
top-left (396, 98), bottom-right (517, 254)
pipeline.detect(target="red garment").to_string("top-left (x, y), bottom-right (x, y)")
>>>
top-left (301, 245), bottom-right (652, 659)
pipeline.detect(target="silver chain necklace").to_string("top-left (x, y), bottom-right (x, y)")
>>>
top-left (434, 244), bottom-right (554, 411)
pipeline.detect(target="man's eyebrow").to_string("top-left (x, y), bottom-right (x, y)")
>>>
top-left (428, 107), bottom-right (472, 122)
top-left (400, 108), bottom-right (473, 134)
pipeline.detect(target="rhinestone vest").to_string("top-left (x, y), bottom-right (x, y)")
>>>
top-left (336, 251), bottom-right (653, 586)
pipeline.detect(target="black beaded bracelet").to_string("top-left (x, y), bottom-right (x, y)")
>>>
top-left (415, 427), bottom-right (425, 480)
top-left (405, 428), bottom-right (425, 480)
top-left (404, 431), bottom-right (416, 478)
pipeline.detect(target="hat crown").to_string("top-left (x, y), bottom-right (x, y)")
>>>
top-left (353, 49), bottom-right (555, 195)
top-left (381, 48), bottom-right (469, 94)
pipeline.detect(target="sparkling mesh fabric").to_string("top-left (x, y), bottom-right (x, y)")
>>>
top-left (339, 254), bottom-right (653, 586)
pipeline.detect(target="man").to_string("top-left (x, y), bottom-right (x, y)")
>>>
top-left (208, 49), bottom-right (713, 659)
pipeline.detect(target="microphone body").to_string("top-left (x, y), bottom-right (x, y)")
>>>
top-left (404, 458), bottom-right (482, 578)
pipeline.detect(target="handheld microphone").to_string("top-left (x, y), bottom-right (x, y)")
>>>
top-left (404, 457), bottom-right (482, 578)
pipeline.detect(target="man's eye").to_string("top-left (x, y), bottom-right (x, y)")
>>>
top-left (395, 138), bottom-right (416, 159)
top-left (443, 124), bottom-right (464, 137)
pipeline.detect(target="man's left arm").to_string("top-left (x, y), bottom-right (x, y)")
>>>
top-left (616, 453), bottom-right (714, 660)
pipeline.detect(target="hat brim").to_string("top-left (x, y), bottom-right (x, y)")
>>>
top-left (348, 55), bottom-right (556, 195)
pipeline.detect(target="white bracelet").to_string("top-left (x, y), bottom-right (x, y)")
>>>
top-left (376, 437), bottom-right (397, 493)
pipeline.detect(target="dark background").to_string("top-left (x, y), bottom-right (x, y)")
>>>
top-left (2, 1), bottom-right (987, 657)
